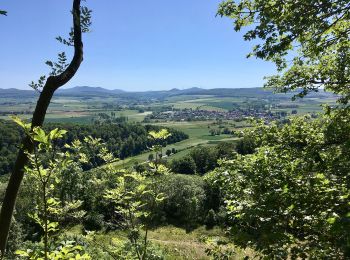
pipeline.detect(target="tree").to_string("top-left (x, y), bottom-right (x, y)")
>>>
top-left (190, 147), bottom-right (218, 175)
top-left (158, 174), bottom-right (207, 231)
top-left (213, 2), bottom-right (350, 257)
top-left (148, 129), bottom-right (171, 166)
top-left (148, 153), bottom-right (154, 162)
top-left (235, 136), bottom-right (256, 155)
top-left (207, 116), bottom-right (350, 258)
top-left (171, 156), bottom-right (197, 175)
top-left (165, 149), bottom-right (172, 157)
top-left (104, 164), bottom-right (168, 259)
top-left (216, 141), bottom-right (235, 159)
top-left (0, 0), bottom-right (91, 254)
top-left (222, 127), bottom-right (231, 135)
top-left (218, 0), bottom-right (350, 104)
top-left (0, 119), bottom-right (98, 259)
top-left (12, 122), bottom-right (89, 259)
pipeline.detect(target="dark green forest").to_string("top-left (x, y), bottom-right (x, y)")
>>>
top-left (0, 119), bottom-right (188, 175)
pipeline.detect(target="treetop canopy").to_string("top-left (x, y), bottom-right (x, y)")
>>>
top-left (219, 0), bottom-right (350, 103)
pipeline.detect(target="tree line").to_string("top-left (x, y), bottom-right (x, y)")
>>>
top-left (0, 119), bottom-right (188, 175)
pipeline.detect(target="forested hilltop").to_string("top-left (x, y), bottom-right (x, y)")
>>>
top-left (1, 0), bottom-right (350, 259)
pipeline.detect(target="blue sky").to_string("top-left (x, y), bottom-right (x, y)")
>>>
top-left (0, 0), bottom-right (275, 91)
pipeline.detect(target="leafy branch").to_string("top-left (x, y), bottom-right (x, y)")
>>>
top-left (29, 5), bottom-right (92, 92)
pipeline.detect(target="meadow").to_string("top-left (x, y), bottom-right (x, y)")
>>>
top-left (109, 120), bottom-right (240, 169)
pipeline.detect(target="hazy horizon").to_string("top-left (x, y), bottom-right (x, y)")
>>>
top-left (0, 85), bottom-right (264, 92)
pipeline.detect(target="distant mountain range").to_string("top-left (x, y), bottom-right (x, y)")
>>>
top-left (0, 88), bottom-right (38, 98)
top-left (0, 86), bottom-right (336, 100)
top-left (57, 86), bottom-right (212, 96)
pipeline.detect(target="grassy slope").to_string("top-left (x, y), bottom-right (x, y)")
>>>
top-left (67, 225), bottom-right (254, 259)
top-left (109, 121), bottom-right (238, 169)
top-left (148, 226), bottom-right (254, 259)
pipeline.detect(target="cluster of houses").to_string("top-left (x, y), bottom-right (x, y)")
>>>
top-left (0, 110), bottom-right (32, 116)
top-left (145, 109), bottom-right (287, 122)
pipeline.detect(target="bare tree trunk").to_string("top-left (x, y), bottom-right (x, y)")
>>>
top-left (0, 0), bottom-right (84, 255)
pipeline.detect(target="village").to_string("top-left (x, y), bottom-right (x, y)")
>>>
top-left (144, 107), bottom-right (290, 122)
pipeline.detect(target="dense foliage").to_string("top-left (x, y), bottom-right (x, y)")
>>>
top-left (212, 2), bottom-right (350, 257)
top-left (218, 0), bottom-right (350, 103)
top-left (155, 174), bottom-right (207, 230)
top-left (0, 120), bottom-right (23, 176)
top-left (0, 124), bottom-right (215, 259)
top-left (171, 142), bottom-right (236, 175)
top-left (207, 113), bottom-right (350, 258)
top-left (0, 120), bottom-right (188, 175)
top-left (49, 122), bottom-right (187, 160)
top-left (170, 156), bottom-right (197, 175)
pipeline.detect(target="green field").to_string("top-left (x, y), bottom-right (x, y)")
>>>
top-left (110, 120), bottom-right (240, 169)
top-left (0, 90), bottom-right (336, 168)
top-left (2, 91), bottom-right (331, 168)
top-left (165, 95), bottom-right (334, 114)
top-left (0, 90), bottom-right (336, 122)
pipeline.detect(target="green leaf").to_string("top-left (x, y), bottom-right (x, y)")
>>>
top-left (15, 250), bottom-right (30, 256)
top-left (47, 221), bottom-right (59, 232)
top-left (49, 128), bottom-right (67, 140)
top-left (33, 127), bottom-right (48, 144)
top-left (316, 173), bottom-right (325, 179)
top-left (10, 116), bottom-right (31, 131)
top-left (327, 217), bottom-right (336, 224)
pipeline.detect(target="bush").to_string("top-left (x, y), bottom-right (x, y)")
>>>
top-left (83, 212), bottom-right (105, 231)
top-left (134, 162), bottom-right (147, 173)
top-left (170, 156), bottom-right (196, 174)
top-left (155, 174), bottom-right (207, 230)
top-left (148, 153), bottom-right (154, 161)
top-left (190, 147), bottom-right (218, 175)
top-left (204, 209), bottom-right (217, 229)
top-left (5, 216), bottom-right (24, 258)
top-left (235, 136), bottom-right (256, 155)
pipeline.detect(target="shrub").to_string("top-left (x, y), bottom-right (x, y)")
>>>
top-left (204, 209), bottom-right (217, 229)
top-left (155, 174), bottom-right (207, 230)
top-left (83, 212), bottom-right (105, 231)
top-left (235, 136), bottom-right (256, 155)
top-left (190, 147), bottom-right (218, 175)
top-left (170, 156), bottom-right (196, 174)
